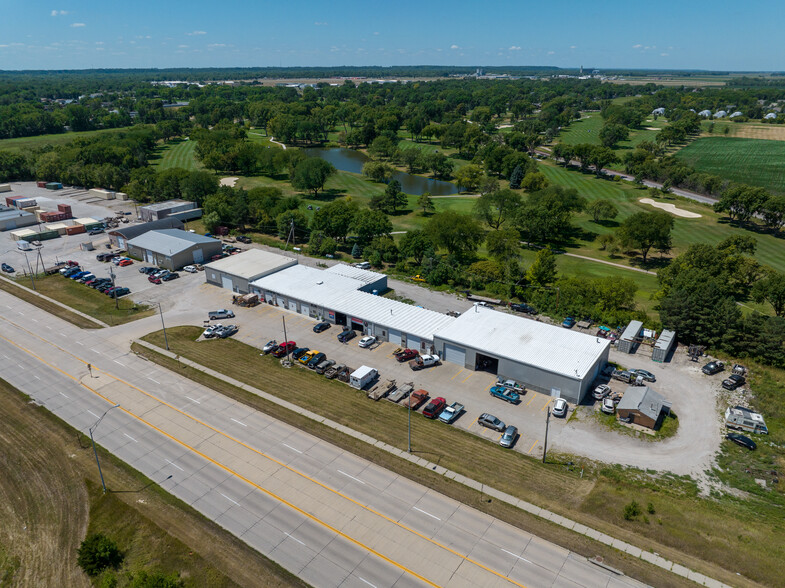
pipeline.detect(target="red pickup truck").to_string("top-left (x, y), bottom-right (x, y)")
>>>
top-left (403, 389), bottom-right (429, 410)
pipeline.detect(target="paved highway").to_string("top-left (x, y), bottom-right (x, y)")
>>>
top-left (0, 291), bottom-right (647, 588)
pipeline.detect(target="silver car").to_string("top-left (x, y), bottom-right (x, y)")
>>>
top-left (552, 398), bottom-right (568, 417)
top-left (499, 426), bottom-right (518, 448)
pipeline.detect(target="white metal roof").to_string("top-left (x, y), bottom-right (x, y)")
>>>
top-left (654, 330), bottom-right (676, 350)
top-left (325, 263), bottom-right (386, 285)
top-left (251, 265), bottom-right (455, 341)
top-left (128, 229), bottom-right (219, 255)
top-left (433, 306), bottom-right (610, 380)
top-left (73, 217), bottom-right (100, 225)
top-left (204, 248), bottom-right (297, 280)
top-left (620, 320), bottom-right (643, 342)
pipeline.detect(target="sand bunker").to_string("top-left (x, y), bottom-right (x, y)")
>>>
top-left (639, 198), bottom-right (702, 218)
top-left (220, 177), bottom-right (239, 187)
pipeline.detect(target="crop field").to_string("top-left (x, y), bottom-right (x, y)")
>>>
top-left (674, 137), bottom-right (785, 194)
top-left (149, 138), bottom-right (202, 171)
top-left (702, 120), bottom-right (785, 141)
top-left (0, 126), bottom-right (134, 152)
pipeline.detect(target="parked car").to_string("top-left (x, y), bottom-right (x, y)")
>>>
top-left (726, 433), bottom-right (756, 451)
top-left (291, 347), bottom-right (310, 360)
top-left (70, 271), bottom-right (90, 280)
top-left (216, 325), bottom-right (238, 338)
top-left (611, 369), bottom-right (632, 383)
top-left (236, 235), bottom-right (252, 244)
top-left (438, 402), bottom-right (464, 424)
top-left (161, 272), bottom-right (179, 281)
top-left (138, 266), bottom-right (155, 274)
top-left (562, 317), bottom-right (576, 329)
top-left (592, 384), bottom-right (611, 400)
top-left (498, 379), bottom-right (524, 392)
top-left (1, 263), bottom-right (14, 273)
top-left (422, 397), bottom-right (447, 419)
top-left (60, 266), bottom-right (78, 275)
top-left (298, 350), bottom-right (318, 365)
top-left (601, 397), bottom-right (616, 414)
top-left (272, 341), bottom-right (297, 358)
top-left (337, 329), bottom-right (356, 343)
top-left (722, 374), bottom-right (746, 391)
top-left (183, 265), bottom-right (197, 273)
top-left (89, 279), bottom-right (111, 289)
top-left (477, 413), bottom-right (506, 432)
top-left (108, 287), bottom-right (130, 298)
top-left (307, 352), bottom-right (327, 368)
top-left (499, 426), bottom-right (518, 448)
top-left (313, 321), bottom-right (331, 333)
top-left (314, 359), bottom-right (335, 375)
top-left (203, 324), bottom-right (223, 338)
top-left (118, 259), bottom-right (133, 267)
top-left (88, 228), bottom-right (104, 235)
top-left (629, 369), bottom-right (656, 382)
top-left (77, 273), bottom-right (95, 283)
top-left (490, 385), bottom-right (520, 404)
top-left (702, 361), bottom-right (724, 375)
top-left (97, 283), bottom-right (115, 293)
top-left (209, 309), bottom-right (235, 320)
top-left (409, 354), bottom-right (440, 371)
top-left (552, 398), bottom-right (568, 417)
top-left (262, 340), bottom-right (278, 354)
top-left (358, 335), bottom-right (376, 348)
top-left (395, 348), bottom-right (419, 362)
top-left (510, 303), bottom-right (536, 315)
top-left (148, 275), bottom-right (162, 284)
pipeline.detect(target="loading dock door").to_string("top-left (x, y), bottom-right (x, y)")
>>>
top-left (288, 300), bottom-right (298, 312)
top-left (407, 335), bottom-right (421, 351)
top-left (265, 292), bottom-right (274, 304)
top-left (192, 249), bottom-right (204, 264)
top-left (300, 303), bottom-right (309, 316)
top-left (221, 276), bottom-right (233, 290)
top-left (443, 343), bottom-right (466, 366)
top-left (388, 329), bottom-right (401, 346)
top-left (276, 296), bottom-right (286, 307)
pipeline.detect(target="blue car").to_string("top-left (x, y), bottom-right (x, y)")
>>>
top-left (70, 271), bottom-right (90, 280)
top-left (490, 385), bottom-right (520, 404)
top-left (562, 317), bottom-right (576, 329)
top-left (62, 267), bottom-right (81, 277)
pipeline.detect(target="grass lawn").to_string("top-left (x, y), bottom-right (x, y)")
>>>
top-left (133, 326), bottom-right (782, 587)
top-left (0, 378), bottom-right (303, 588)
top-left (149, 138), bottom-right (202, 171)
top-left (674, 136), bottom-right (785, 194)
top-left (0, 126), bottom-right (135, 152)
top-left (10, 273), bottom-right (154, 326)
top-left (0, 276), bottom-right (103, 329)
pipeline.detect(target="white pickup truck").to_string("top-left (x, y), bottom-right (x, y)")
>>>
top-left (408, 354), bottom-right (441, 371)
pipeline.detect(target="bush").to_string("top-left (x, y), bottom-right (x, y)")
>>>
top-left (647, 502), bottom-right (656, 514)
top-left (77, 533), bottom-right (124, 576)
top-left (623, 500), bottom-right (641, 521)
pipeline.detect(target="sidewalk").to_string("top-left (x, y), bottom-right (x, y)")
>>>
top-left (135, 338), bottom-right (732, 588)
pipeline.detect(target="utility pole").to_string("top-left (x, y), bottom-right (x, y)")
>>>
top-left (22, 251), bottom-right (36, 291)
top-left (158, 302), bottom-right (169, 350)
top-left (282, 316), bottom-right (290, 363)
top-left (542, 407), bottom-right (551, 464)
top-left (109, 265), bottom-right (118, 309)
top-left (407, 401), bottom-right (412, 453)
top-left (89, 404), bottom-right (120, 493)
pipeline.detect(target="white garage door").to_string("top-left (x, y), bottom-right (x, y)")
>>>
top-left (406, 334), bottom-right (421, 350)
top-left (265, 292), bottom-right (274, 304)
top-left (221, 276), bottom-right (233, 290)
top-left (192, 249), bottom-right (204, 264)
top-left (288, 300), bottom-right (298, 312)
top-left (443, 343), bottom-right (466, 366)
top-left (277, 296), bottom-right (286, 307)
top-left (388, 329), bottom-right (401, 345)
top-left (300, 303), bottom-right (309, 316)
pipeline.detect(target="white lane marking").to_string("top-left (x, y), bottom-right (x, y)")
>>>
top-left (148, 376), bottom-right (160, 384)
top-left (230, 417), bottom-right (247, 427)
top-left (87, 410), bottom-right (99, 418)
top-left (59, 391), bottom-right (69, 399)
top-left (33, 375), bottom-right (40, 380)
top-left (45, 326), bottom-right (51, 330)
top-left (165, 459), bottom-right (184, 471)
top-left (31, 318), bottom-right (38, 323)
top-left (501, 548), bottom-right (532, 564)
top-left (17, 363), bottom-right (23, 369)
top-left (413, 506), bottom-right (441, 521)
top-left (76, 341), bottom-right (84, 346)
top-left (123, 433), bottom-right (138, 443)
top-left (1, 354), bottom-right (8, 359)
top-left (281, 443), bottom-right (302, 454)
top-left (185, 396), bottom-right (201, 404)
top-left (219, 492), bottom-right (239, 506)
top-left (91, 348), bottom-right (102, 355)
top-left (284, 532), bottom-right (305, 546)
top-left (359, 578), bottom-right (378, 588)
top-left (113, 359), bottom-right (124, 366)
top-left (338, 470), bottom-right (366, 485)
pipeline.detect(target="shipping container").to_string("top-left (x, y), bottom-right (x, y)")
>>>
top-left (0, 184), bottom-right (10, 193)
top-left (65, 224), bottom-right (86, 236)
top-left (88, 188), bottom-right (115, 200)
top-left (36, 181), bottom-right (48, 188)
top-left (5, 195), bottom-right (24, 206)
top-left (57, 203), bottom-right (72, 215)
top-left (45, 182), bottom-right (63, 190)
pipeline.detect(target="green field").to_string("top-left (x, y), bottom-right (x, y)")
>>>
top-left (150, 138), bottom-right (202, 170)
top-left (674, 136), bottom-right (785, 194)
top-left (0, 126), bottom-right (135, 152)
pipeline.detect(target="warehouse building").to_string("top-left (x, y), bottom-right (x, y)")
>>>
top-left (127, 229), bottom-right (222, 270)
top-left (107, 217), bottom-right (184, 249)
top-left (0, 206), bottom-right (37, 231)
top-left (139, 200), bottom-right (202, 222)
top-left (323, 263), bottom-right (388, 293)
top-left (250, 264), bottom-right (454, 350)
top-left (432, 306), bottom-right (610, 404)
top-left (204, 249), bottom-right (298, 293)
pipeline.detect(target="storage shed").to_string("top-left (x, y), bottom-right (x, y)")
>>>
top-left (652, 330), bottom-right (676, 362)
top-left (617, 386), bottom-right (671, 430)
top-left (127, 229), bottom-right (222, 270)
top-left (204, 249), bottom-right (297, 294)
top-left (432, 306), bottom-right (610, 404)
top-left (617, 320), bottom-right (643, 354)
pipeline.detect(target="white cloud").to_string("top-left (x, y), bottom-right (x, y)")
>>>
top-left (187, 30), bottom-right (206, 36)
top-left (570, 45), bottom-right (577, 49)
top-left (450, 44), bottom-right (459, 49)
top-left (208, 43), bottom-right (225, 48)
top-left (178, 44), bottom-right (189, 48)
top-left (95, 41), bottom-right (104, 45)
top-left (547, 50), bottom-right (555, 55)
top-left (632, 44), bottom-right (642, 49)
top-left (660, 52), bottom-right (669, 56)
top-left (314, 21), bottom-right (328, 26)
top-left (51, 9), bottom-right (68, 16)
top-left (70, 22), bottom-right (85, 28)
top-left (509, 45), bottom-right (521, 51)
top-left (373, 31), bottom-right (379, 35)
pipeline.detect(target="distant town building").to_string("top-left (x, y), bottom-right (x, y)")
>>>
top-left (652, 107), bottom-right (666, 116)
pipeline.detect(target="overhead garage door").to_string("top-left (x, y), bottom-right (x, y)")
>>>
top-left (221, 276), bottom-right (233, 290)
top-left (276, 296), bottom-right (286, 307)
top-left (288, 300), bottom-right (298, 312)
top-left (388, 329), bottom-right (401, 346)
top-left (300, 303), bottom-right (309, 316)
top-left (406, 334), bottom-right (421, 351)
top-left (192, 249), bottom-right (204, 264)
top-left (443, 343), bottom-right (466, 366)
top-left (265, 292), bottom-right (274, 304)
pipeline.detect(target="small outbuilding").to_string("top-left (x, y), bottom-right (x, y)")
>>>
top-left (107, 217), bottom-right (184, 249)
top-left (204, 249), bottom-right (298, 294)
top-left (127, 229), bottom-right (222, 270)
top-left (617, 386), bottom-right (671, 430)
top-left (764, 112), bottom-right (777, 120)
top-left (713, 110), bottom-right (727, 118)
top-left (617, 320), bottom-right (643, 354)
top-left (651, 107), bottom-right (666, 116)
top-left (651, 330), bottom-right (676, 363)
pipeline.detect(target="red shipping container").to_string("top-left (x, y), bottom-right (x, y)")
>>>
top-left (5, 195), bottom-right (23, 206)
top-left (65, 225), bottom-right (86, 235)
top-left (57, 203), bottom-right (72, 214)
top-left (36, 181), bottom-right (47, 188)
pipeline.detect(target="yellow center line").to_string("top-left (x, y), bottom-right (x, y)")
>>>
top-left (527, 440), bottom-right (538, 454)
top-left (0, 318), bottom-right (530, 588)
top-left (450, 368), bottom-right (465, 381)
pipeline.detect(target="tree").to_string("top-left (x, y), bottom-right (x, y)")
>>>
top-left (308, 230), bottom-right (338, 256)
top-left (587, 199), bottom-right (619, 223)
top-left (515, 185), bottom-right (586, 244)
top-left (714, 185), bottom-right (769, 222)
top-left (180, 171), bottom-right (219, 206)
top-left (291, 158), bottom-right (336, 197)
top-left (417, 192), bottom-right (435, 215)
top-left (454, 164), bottom-right (483, 193)
top-left (399, 229), bottom-right (434, 265)
top-left (351, 209), bottom-right (393, 244)
top-left (660, 278), bottom-right (741, 348)
top-left (486, 228), bottom-right (521, 261)
top-left (509, 165), bottom-right (524, 190)
top-left (426, 211), bottom-right (484, 260)
top-left (597, 233), bottom-right (619, 253)
top-left (526, 247), bottom-right (557, 286)
top-left (362, 161), bottom-right (394, 183)
top-left (617, 211), bottom-right (674, 264)
top-left (309, 198), bottom-right (357, 240)
top-left (588, 146), bottom-right (618, 176)
top-left (77, 533), bottom-right (124, 576)
top-left (760, 195), bottom-right (785, 232)
top-left (752, 271), bottom-right (785, 316)
top-left (520, 172), bottom-right (549, 192)
top-left (368, 136), bottom-right (396, 159)
top-left (473, 188), bottom-right (522, 230)
top-left (599, 123), bottom-right (629, 148)
top-left (202, 211), bottom-right (221, 233)
top-left (275, 209), bottom-right (309, 241)
top-left (385, 179), bottom-right (407, 212)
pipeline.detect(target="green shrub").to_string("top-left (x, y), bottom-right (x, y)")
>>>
top-left (77, 533), bottom-right (124, 576)
top-left (623, 500), bottom-right (641, 521)
top-left (647, 502), bottom-right (656, 514)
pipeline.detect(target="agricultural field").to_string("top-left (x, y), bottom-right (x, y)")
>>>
top-left (701, 119), bottom-right (785, 141)
top-left (149, 137), bottom-right (202, 171)
top-left (0, 126), bottom-right (134, 152)
top-left (674, 137), bottom-right (785, 194)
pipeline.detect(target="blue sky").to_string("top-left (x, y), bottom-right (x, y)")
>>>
top-left (0, 0), bottom-right (783, 71)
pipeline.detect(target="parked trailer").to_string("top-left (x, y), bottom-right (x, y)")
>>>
top-left (368, 379), bottom-right (396, 401)
top-left (725, 406), bottom-right (768, 434)
top-left (387, 382), bottom-right (413, 403)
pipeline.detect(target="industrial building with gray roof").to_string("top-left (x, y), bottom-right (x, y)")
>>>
top-left (127, 229), bottom-right (222, 270)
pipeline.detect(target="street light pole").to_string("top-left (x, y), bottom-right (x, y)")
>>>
top-left (22, 251), bottom-right (36, 291)
top-left (109, 265), bottom-right (118, 309)
top-left (89, 404), bottom-right (120, 494)
top-left (157, 302), bottom-right (169, 350)
top-left (542, 407), bottom-right (551, 464)
top-left (407, 402), bottom-right (412, 453)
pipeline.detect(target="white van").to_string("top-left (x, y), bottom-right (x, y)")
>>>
top-left (16, 240), bottom-right (32, 251)
top-left (354, 261), bottom-right (371, 270)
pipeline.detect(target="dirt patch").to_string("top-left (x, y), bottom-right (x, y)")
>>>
top-left (220, 177), bottom-right (239, 187)
top-left (639, 198), bottom-right (702, 218)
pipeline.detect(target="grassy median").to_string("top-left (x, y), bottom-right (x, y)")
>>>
top-left (134, 326), bottom-right (785, 587)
